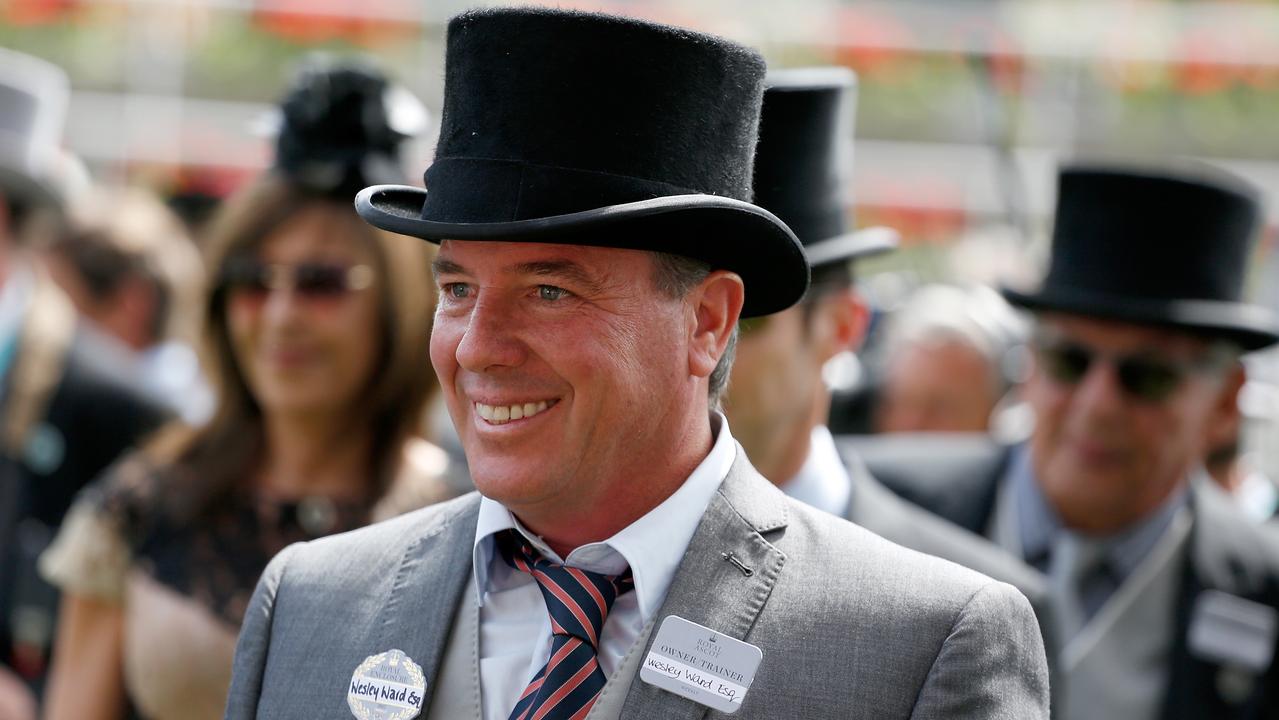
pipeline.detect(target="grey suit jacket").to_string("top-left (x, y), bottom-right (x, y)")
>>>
top-left (226, 452), bottom-right (1049, 719)
top-left (842, 454), bottom-right (1062, 715)
top-left (845, 450), bottom-right (1050, 608)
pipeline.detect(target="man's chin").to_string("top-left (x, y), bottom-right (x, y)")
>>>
top-left (468, 462), bottom-right (554, 504)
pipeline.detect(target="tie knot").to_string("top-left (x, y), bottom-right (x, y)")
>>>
top-left (495, 529), bottom-right (634, 648)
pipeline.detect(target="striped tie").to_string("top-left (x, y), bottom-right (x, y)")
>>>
top-left (496, 529), bottom-right (635, 720)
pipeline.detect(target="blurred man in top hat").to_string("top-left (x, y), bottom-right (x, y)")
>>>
top-left (862, 162), bottom-right (1279, 719)
top-left (225, 9), bottom-right (1048, 719)
top-left (0, 47), bottom-right (168, 713)
top-left (723, 67), bottom-right (1059, 688)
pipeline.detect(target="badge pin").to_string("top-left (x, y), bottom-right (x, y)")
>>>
top-left (347, 649), bottom-right (427, 720)
top-left (1216, 665), bottom-right (1256, 706)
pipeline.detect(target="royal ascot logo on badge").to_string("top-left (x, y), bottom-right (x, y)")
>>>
top-left (696, 634), bottom-right (724, 659)
top-left (347, 649), bottom-right (427, 720)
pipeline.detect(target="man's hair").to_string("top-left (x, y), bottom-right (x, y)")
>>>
top-left (882, 284), bottom-right (1027, 396)
top-left (651, 251), bottom-right (737, 409)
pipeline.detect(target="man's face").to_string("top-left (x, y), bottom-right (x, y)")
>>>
top-left (724, 305), bottom-right (824, 480)
top-left (1026, 313), bottom-right (1236, 533)
top-left (430, 240), bottom-right (696, 521)
top-left (724, 288), bottom-right (864, 482)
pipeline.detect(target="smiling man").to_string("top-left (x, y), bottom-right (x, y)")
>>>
top-left (224, 8), bottom-right (1048, 720)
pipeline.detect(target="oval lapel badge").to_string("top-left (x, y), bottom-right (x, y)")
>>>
top-left (347, 648), bottom-right (427, 720)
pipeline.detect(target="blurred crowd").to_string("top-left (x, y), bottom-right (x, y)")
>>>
top-left (1, 7), bottom-right (1278, 718)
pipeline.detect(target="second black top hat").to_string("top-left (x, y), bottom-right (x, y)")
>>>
top-left (356, 7), bottom-right (808, 317)
top-left (753, 67), bottom-right (897, 270)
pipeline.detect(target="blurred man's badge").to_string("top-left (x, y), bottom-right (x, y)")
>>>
top-left (1188, 589), bottom-right (1277, 673)
top-left (347, 648), bottom-right (426, 720)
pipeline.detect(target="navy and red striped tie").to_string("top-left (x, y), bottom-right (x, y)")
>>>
top-left (496, 529), bottom-right (635, 720)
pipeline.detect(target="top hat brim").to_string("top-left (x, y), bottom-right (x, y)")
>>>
top-left (1002, 284), bottom-right (1279, 351)
top-left (805, 226), bottom-right (898, 267)
top-left (356, 184), bottom-right (808, 317)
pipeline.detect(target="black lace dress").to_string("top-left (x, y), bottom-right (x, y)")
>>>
top-left (39, 441), bottom-right (453, 719)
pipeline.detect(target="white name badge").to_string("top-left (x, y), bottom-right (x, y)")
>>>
top-left (347, 649), bottom-right (427, 720)
top-left (640, 615), bottom-right (763, 714)
top-left (1188, 589), bottom-right (1278, 672)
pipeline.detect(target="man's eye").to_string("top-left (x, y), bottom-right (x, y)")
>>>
top-left (538, 285), bottom-right (568, 301)
top-left (442, 283), bottom-right (470, 299)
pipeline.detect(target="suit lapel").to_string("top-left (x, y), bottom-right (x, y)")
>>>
top-left (619, 450), bottom-right (789, 720)
top-left (374, 493), bottom-right (482, 712)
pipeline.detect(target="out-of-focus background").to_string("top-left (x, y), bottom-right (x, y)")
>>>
top-left (5, 0), bottom-right (1279, 461)
top-left (3, 4), bottom-right (1279, 718)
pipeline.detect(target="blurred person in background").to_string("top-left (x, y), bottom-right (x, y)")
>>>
top-left (723, 67), bottom-right (1058, 688)
top-left (864, 163), bottom-right (1279, 719)
top-left (0, 48), bottom-right (169, 719)
top-left (875, 283), bottom-right (1026, 436)
top-left (42, 186), bottom-right (214, 424)
top-left (38, 56), bottom-right (455, 720)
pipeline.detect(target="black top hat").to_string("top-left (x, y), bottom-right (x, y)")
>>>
top-left (754, 68), bottom-right (897, 269)
top-left (0, 48), bottom-right (71, 210)
top-left (356, 7), bottom-right (807, 317)
top-left (273, 55), bottom-right (425, 199)
top-left (1003, 162), bottom-right (1279, 350)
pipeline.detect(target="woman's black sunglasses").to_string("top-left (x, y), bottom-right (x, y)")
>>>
top-left (220, 259), bottom-right (374, 299)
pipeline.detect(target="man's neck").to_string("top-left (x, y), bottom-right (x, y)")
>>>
top-left (762, 394), bottom-right (829, 487)
top-left (515, 411), bottom-right (717, 557)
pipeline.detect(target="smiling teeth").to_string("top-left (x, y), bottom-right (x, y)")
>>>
top-left (476, 400), bottom-right (551, 425)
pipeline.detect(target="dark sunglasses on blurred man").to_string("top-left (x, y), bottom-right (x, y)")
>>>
top-left (1032, 334), bottom-right (1233, 404)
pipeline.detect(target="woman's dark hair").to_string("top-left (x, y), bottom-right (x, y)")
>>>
top-left (149, 172), bottom-right (437, 521)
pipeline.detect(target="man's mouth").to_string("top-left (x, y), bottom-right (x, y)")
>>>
top-left (474, 399), bottom-right (557, 425)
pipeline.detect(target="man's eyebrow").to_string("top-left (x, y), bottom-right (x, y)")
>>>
top-left (432, 258), bottom-right (468, 279)
top-left (514, 260), bottom-right (603, 293)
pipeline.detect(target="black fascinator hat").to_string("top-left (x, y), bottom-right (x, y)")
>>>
top-left (272, 55), bottom-right (426, 199)
top-left (355, 7), bottom-right (808, 317)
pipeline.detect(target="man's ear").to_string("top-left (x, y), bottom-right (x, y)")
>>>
top-left (688, 270), bottom-right (744, 379)
top-left (1204, 360), bottom-right (1246, 449)
top-left (812, 288), bottom-right (870, 364)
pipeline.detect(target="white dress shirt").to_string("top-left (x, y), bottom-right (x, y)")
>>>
top-left (471, 413), bottom-right (737, 720)
top-left (780, 425), bottom-right (852, 517)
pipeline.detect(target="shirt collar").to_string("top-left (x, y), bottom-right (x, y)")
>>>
top-left (781, 425), bottom-right (851, 517)
top-left (472, 411), bottom-right (737, 621)
top-left (1010, 443), bottom-right (1189, 580)
top-left (1007, 444), bottom-right (1058, 568)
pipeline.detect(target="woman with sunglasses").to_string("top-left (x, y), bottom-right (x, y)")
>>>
top-left (37, 58), bottom-right (454, 720)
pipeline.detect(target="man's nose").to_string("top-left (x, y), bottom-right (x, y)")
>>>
top-left (454, 295), bottom-right (527, 372)
top-left (1071, 357), bottom-right (1129, 418)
